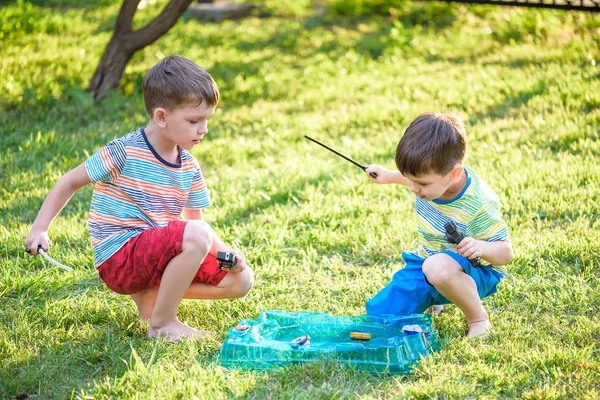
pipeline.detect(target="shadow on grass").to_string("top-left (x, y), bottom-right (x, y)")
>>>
top-left (13, 0), bottom-right (120, 10)
top-left (1, 7), bottom-right (462, 115)
top-left (544, 131), bottom-right (600, 156)
top-left (468, 79), bottom-right (547, 123)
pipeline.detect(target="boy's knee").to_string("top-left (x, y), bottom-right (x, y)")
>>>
top-left (182, 220), bottom-right (212, 254)
top-left (422, 254), bottom-right (455, 286)
top-left (231, 267), bottom-right (254, 298)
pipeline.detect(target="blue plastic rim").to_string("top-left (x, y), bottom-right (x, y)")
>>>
top-left (218, 310), bottom-right (441, 374)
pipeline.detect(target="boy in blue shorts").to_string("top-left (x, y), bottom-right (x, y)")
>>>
top-left (365, 113), bottom-right (514, 337)
top-left (25, 56), bottom-right (254, 341)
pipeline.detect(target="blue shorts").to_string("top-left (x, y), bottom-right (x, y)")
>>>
top-left (365, 250), bottom-right (505, 316)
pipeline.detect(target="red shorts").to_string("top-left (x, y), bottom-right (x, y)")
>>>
top-left (97, 220), bottom-right (227, 295)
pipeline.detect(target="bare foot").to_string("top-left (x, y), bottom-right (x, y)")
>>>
top-left (148, 320), bottom-right (215, 342)
top-left (425, 305), bottom-right (444, 316)
top-left (467, 319), bottom-right (492, 338)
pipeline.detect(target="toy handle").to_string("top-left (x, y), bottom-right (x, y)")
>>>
top-left (363, 166), bottom-right (378, 178)
top-left (469, 257), bottom-right (481, 267)
top-left (444, 221), bottom-right (482, 267)
top-left (24, 245), bottom-right (46, 254)
top-left (457, 238), bottom-right (481, 267)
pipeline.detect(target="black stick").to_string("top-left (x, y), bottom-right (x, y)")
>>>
top-left (444, 221), bottom-right (481, 267)
top-left (304, 135), bottom-right (377, 178)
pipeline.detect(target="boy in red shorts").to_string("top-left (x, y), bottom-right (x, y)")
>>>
top-left (24, 56), bottom-right (254, 341)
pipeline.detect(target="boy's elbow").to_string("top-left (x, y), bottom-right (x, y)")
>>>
top-left (504, 242), bottom-right (515, 265)
top-left (62, 163), bottom-right (93, 191)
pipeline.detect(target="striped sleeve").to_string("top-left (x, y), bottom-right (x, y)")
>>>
top-left (85, 140), bottom-right (127, 183)
top-left (185, 163), bottom-right (211, 210)
top-left (467, 201), bottom-right (509, 242)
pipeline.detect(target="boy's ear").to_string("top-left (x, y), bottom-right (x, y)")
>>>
top-left (153, 108), bottom-right (167, 127)
top-left (450, 164), bottom-right (464, 183)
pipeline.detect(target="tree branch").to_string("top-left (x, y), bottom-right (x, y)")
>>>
top-left (115, 0), bottom-right (141, 34)
top-left (128, 0), bottom-right (194, 49)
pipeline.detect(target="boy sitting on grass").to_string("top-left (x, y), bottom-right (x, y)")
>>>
top-left (365, 113), bottom-right (513, 337)
top-left (24, 56), bottom-right (254, 341)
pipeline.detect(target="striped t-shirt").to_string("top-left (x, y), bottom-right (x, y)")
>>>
top-left (84, 128), bottom-right (211, 267)
top-left (412, 165), bottom-right (510, 273)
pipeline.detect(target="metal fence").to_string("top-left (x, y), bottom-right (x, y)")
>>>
top-left (437, 0), bottom-right (599, 12)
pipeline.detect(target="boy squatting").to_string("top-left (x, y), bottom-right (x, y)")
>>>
top-left (365, 113), bottom-right (514, 338)
top-left (24, 56), bottom-right (254, 342)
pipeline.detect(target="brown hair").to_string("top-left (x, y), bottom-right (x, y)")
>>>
top-left (143, 55), bottom-right (220, 116)
top-left (395, 113), bottom-right (467, 176)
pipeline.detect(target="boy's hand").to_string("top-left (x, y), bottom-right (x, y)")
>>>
top-left (365, 165), bottom-right (394, 184)
top-left (24, 230), bottom-right (50, 256)
top-left (230, 250), bottom-right (247, 273)
top-left (457, 237), bottom-right (484, 261)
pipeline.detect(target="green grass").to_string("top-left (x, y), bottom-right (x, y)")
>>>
top-left (1, 0), bottom-right (599, 398)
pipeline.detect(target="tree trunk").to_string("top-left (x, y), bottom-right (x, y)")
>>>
top-left (88, 0), bottom-right (195, 100)
top-left (88, 37), bottom-right (137, 100)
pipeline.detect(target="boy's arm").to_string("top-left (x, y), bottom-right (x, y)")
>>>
top-left (461, 201), bottom-right (513, 266)
top-left (457, 238), bottom-right (514, 266)
top-left (24, 163), bottom-right (93, 255)
top-left (181, 208), bottom-right (247, 272)
top-left (364, 165), bottom-right (410, 186)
